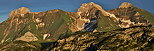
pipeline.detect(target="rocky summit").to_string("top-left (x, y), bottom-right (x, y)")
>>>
top-left (0, 2), bottom-right (154, 51)
top-left (119, 2), bottom-right (133, 8)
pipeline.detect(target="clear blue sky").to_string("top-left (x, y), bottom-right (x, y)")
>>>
top-left (0, 0), bottom-right (154, 23)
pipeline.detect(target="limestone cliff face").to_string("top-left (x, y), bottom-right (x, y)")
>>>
top-left (77, 2), bottom-right (108, 19)
top-left (9, 7), bottom-right (30, 17)
top-left (76, 2), bottom-right (117, 32)
top-left (76, 2), bottom-right (101, 31)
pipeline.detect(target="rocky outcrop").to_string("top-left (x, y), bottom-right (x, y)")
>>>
top-left (9, 7), bottom-right (30, 17)
top-left (15, 32), bottom-right (38, 42)
top-left (119, 2), bottom-right (133, 8)
top-left (77, 2), bottom-right (108, 19)
top-left (50, 26), bottom-right (154, 51)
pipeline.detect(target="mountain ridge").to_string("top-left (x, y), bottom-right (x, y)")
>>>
top-left (0, 2), bottom-right (154, 51)
top-left (0, 2), bottom-right (154, 43)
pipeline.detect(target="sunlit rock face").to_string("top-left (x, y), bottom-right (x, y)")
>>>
top-left (119, 2), bottom-right (133, 8)
top-left (9, 7), bottom-right (30, 17)
top-left (77, 2), bottom-right (112, 32)
top-left (75, 2), bottom-right (101, 31)
top-left (108, 2), bottom-right (151, 28)
top-left (77, 2), bottom-right (110, 19)
top-left (50, 26), bottom-right (154, 51)
top-left (15, 32), bottom-right (38, 42)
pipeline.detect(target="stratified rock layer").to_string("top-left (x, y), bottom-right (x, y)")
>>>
top-left (51, 26), bottom-right (154, 51)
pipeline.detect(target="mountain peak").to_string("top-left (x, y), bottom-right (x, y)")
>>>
top-left (77, 2), bottom-right (108, 18)
top-left (78, 2), bottom-right (102, 10)
top-left (119, 2), bottom-right (133, 8)
top-left (9, 7), bottom-right (30, 17)
top-left (88, 2), bottom-right (93, 4)
top-left (88, 2), bottom-right (96, 5)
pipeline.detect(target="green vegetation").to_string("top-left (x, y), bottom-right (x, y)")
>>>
top-left (30, 40), bottom-right (56, 47)
top-left (0, 41), bottom-right (40, 51)
top-left (58, 29), bottom-right (73, 39)
top-left (97, 13), bottom-right (120, 32)
top-left (27, 10), bottom-right (74, 40)
top-left (61, 12), bottom-right (72, 23)
top-left (134, 6), bottom-right (154, 24)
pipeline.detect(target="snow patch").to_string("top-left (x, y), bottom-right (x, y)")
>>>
top-left (43, 34), bottom-right (50, 40)
top-left (121, 19), bottom-right (135, 25)
top-left (38, 23), bottom-right (45, 27)
top-left (87, 13), bottom-right (89, 16)
top-left (105, 12), bottom-right (119, 22)
top-left (35, 18), bottom-right (42, 23)
top-left (137, 22), bottom-right (147, 25)
top-left (119, 19), bottom-right (135, 28)
top-left (21, 14), bottom-right (24, 17)
top-left (119, 24), bottom-right (130, 28)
